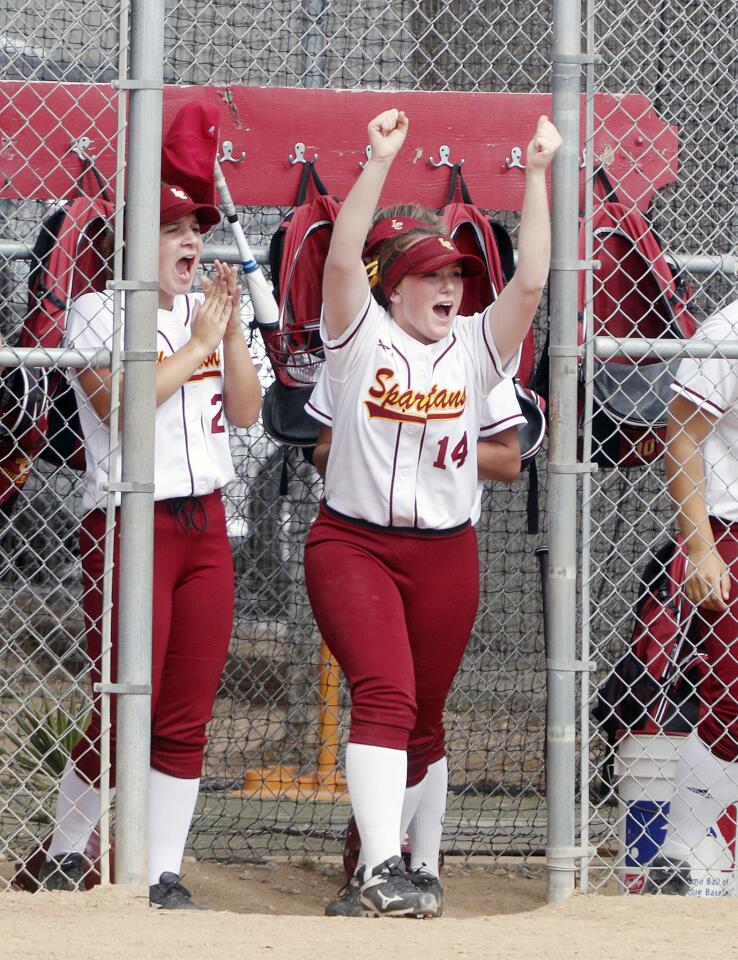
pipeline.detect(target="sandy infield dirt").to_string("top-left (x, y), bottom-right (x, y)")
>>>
top-left (2, 857), bottom-right (737, 960)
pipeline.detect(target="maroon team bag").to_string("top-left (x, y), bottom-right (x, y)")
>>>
top-left (579, 170), bottom-right (697, 467)
top-left (0, 166), bottom-right (113, 521)
top-left (259, 161), bottom-right (340, 449)
top-left (530, 170), bottom-right (697, 469)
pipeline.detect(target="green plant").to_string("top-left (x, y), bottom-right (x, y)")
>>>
top-left (2, 694), bottom-right (91, 801)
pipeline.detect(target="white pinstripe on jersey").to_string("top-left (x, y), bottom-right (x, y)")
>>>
top-left (308, 294), bottom-right (518, 529)
top-left (66, 290), bottom-right (235, 511)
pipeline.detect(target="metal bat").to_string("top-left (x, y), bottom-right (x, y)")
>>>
top-left (213, 159), bottom-right (279, 331)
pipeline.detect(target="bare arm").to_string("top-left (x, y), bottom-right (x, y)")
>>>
top-left (665, 393), bottom-right (729, 611)
top-left (215, 261), bottom-right (262, 429)
top-left (312, 424), bottom-right (333, 480)
top-left (322, 109), bottom-right (409, 340)
top-left (476, 427), bottom-right (522, 484)
top-left (489, 116), bottom-right (562, 366)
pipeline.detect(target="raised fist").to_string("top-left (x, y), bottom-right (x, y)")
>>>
top-left (526, 115), bottom-right (563, 172)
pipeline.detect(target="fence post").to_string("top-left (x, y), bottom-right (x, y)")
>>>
top-left (546, 0), bottom-right (583, 903)
top-left (113, 0), bottom-right (165, 891)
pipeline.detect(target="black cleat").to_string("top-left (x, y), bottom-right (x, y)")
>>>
top-left (40, 853), bottom-right (86, 892)
top-left (149, 872), bottom-right (211, 910)
top-left (644, 856), bottom-right (691, 895)
top-left (325, 874), bottom-right (375, 917)
top-left (409, 866), bottom-right (444, 917)
top-left (358, 855), bottom-right (437, 918)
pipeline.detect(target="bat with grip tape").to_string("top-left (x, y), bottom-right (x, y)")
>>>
top-left (213, 159), bottom-right (280, 331)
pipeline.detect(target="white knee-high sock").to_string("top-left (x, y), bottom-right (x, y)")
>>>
top-left (400, 775), bottom-right (427, 838)
top-left (408, 757), bottom-right (448, 876)
top-left (148, 768), bottom-right (200, 885)
top-left (47, 759), bottom-right (102, 858)
top-left (662, 732), bottom-right (738, 863)
top-left (353, 776), bottom-right (425, 873)
top-left (345, 743), bottom-right (406, 875)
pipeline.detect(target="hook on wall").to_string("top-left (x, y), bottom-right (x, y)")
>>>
top-left (429, 145), bottom-right (462, 169)
top-left (289, 142), bottom-right (319, 165)
top-left (504, 145), bottom-right (587, 171)
top-left (69, 136), bottom-right (95, 162)
top-left (218, 141), bottom-right (245, 164)
top-left (503, 146), bottom-right (525, 171)
top-left (359, 145), bottom-right (372, 169)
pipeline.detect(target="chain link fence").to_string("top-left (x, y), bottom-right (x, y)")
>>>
top-left (1, 0), bottom-right (735, 900)
top-left (1, 0), bottom-right (554, 892)
top-left (581, 0), bottom-right (738, 895)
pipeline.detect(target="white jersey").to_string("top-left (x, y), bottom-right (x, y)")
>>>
top-left (671, 299), bottom-right (738, 523)
top-left (472, 379), bottom-right (525, 525)
top-left (309, 369), bottom-right (524, 527)
top-left (308, 293), bottom-right (517, 529)
top-left (66, 291), bottom-right (236, 512)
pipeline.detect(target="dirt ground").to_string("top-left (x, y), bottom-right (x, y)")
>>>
top-left (2, 857), bottom-right (738, 960)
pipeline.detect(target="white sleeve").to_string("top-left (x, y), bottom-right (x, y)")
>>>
top-left (65, 292), bottom-right (115, 352)
top-left (671, 310), bottom-right (738, 419)
top-left (305, 366), bottom-right (334, 427)
top-left (454, 306), bottom-right (521, 397)
top-left (478, 378), bottom-right (526, 438)
top-left (319, 293), bottom-right (384, 384)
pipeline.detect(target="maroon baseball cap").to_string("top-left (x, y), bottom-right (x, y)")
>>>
top-left (161, 102), bottom-right (220, 206)
top-left (159, 183), bottom-right (221, 233)
top-left (381, 235), bottom-right (485, 296)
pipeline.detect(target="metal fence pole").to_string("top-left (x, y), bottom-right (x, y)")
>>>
top-left (545, 0), bottom-right (583, 903)
top-left (113, 0), bottom-right (165, 891)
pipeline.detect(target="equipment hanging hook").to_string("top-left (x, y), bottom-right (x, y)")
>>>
top-left (503, 146), bottom-right (526, 170)
top-left (69, 136), bottom-right (95, 162)
top-left (218, 141), bottom-right (245, 164)
top-left (289, 142), bottom-right (319, 165)
top-left (429, 145), bottom-right (462, 169)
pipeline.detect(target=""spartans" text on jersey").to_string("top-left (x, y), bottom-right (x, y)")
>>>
top-left (364, 367), bottom-right (466, 424)
top-left (156, 349), bottom-right (222, 383)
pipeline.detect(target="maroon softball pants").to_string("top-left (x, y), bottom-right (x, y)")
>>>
top-left (697, 518), bottom-right (738, 762)
top-left (71, 491), bottom-right (234, 785)
top-left (304, 504), bottom-right (480, 787)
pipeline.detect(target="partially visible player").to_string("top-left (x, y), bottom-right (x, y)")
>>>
top-left (303, 107), bottom-right (560, 917)
top-left (40, 183), bottom-right (261, 908)
top-left (308, 373), bottom-right (524, 917)
top-left (651, 296), bottom-right (738, 893)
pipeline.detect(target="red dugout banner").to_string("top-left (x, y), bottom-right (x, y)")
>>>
top-left (0, 84), bottom-right (677, 210)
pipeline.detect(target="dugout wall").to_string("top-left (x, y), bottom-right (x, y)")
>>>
top-left (0, 0), bottom-right (735, 899)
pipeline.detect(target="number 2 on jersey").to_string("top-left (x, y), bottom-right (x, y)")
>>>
top-left (211, 393), bottom-right (225, 434)
top-left (433, 431), bottom-right (468, 470)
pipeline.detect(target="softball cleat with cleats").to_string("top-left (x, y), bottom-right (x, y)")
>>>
top-left (40, 852), bottom-right (87, 892)
top-left (409, 866), bottom-right (444, 917)
top-left (358, 855), bottom-right (437, 918)
top-left (325, 874), bottom-right (376, 917)
top-left (149, 872), bottom-right (211, 910)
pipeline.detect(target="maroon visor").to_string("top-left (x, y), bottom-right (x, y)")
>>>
top-left (380, 235), bottom-right (485, 297)
top-left (364, 216), bottom-right (434, 257)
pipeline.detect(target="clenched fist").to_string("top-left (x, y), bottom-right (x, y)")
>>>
top-left (367, 109), bottom-right (409, 164)
top-left (526, 115), bottom-right (563, 172)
